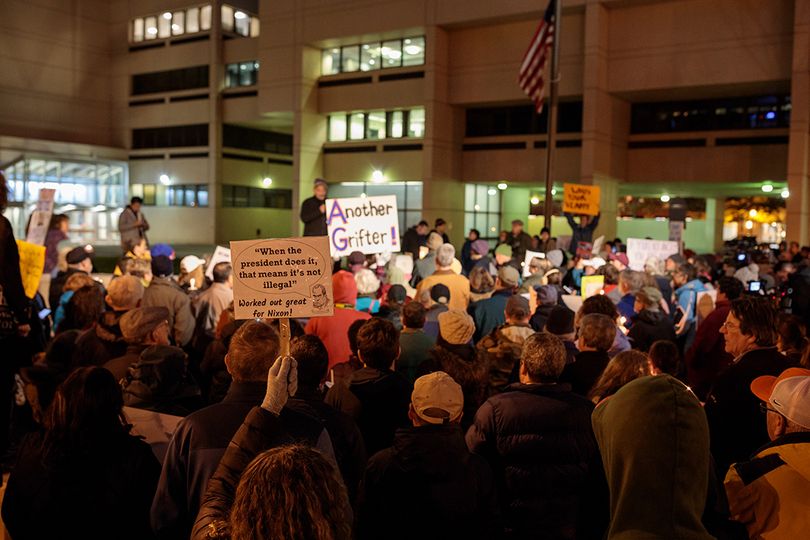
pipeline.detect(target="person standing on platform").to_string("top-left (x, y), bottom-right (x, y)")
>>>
top-left (118, 196), bottom-right (148, 253)
top-left (301, 178), bottom-right (328, 237)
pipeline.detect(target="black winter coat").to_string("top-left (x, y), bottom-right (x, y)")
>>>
top-left (559, 350), bottom-right (610, 398)
top-left (359, 424), bottom-right (502, 540)
top-left (301, 195), bottom-right (327, 236)
top-left (466, 382), bottom-right (599, 539)
top-left (627, 309), bottom-right (676, 352)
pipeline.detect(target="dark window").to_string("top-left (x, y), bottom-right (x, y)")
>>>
top-left (222, 124), bottom-right (293, 155)
top-left (630, 94), bottom-right (791, 134)
top-left (132, 124), bottom-right (209, 149)
top-left (132, 65), bottom-right (209, 95)
top-left (465, 102), bottom-right (583, 137)
top-left (221, 184), bottom-right (293, 208)
top-left (225, 61), bottom-right (259, 87)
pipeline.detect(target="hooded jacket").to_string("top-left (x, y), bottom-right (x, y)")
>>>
top-left (325, 366), bottom-right (413, 457)
top-left (417, 339), bottom-right (491, 431)
top-left (725, 432), bottom-right (810, 539)
top-left (305, 271), bottom-right (371, 370)
top-left (627, 309), bottom-right (677, 353)
top-left (142, 278), bottom-right (195, 347)
top-left (71, 311), bottom-right (129, 368)
top-left (121, 345), bottom-right (204, 417)
top-left (360, 424), bottom-right (502, 540)
top-left (592, 375), bottom-right (713, 540)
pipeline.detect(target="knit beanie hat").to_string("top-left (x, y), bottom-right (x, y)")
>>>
top-left (438, 308), bottom-right (475, 345)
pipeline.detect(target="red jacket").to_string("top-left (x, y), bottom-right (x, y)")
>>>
top-left (306, 271), bottom-right (370, 370)
top-left (684, 300), bottom-right (733, 401)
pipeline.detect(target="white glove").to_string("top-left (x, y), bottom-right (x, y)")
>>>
top-left (260, 356), bottom-right (298, 415)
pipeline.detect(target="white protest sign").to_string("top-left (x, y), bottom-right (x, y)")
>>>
top-left (626, 238), bottom-right (680, 271)
top-left (326, 195), bottom-right (400, 257)
top-left (205, 246), bottom-right (231, 281)
top-left (25, 188), bottom-right (56, 246)
top-left (592, 235), bottom-right (605, 258)
top-left (522, 250), bottom-right (545, 277)
top-left (231, 236), bottom-right (334, 320)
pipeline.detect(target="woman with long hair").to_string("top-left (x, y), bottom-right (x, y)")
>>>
top-left (2, 367), bottom-right (160, 539)
top-left (587, 350), bottom-right (652, 404)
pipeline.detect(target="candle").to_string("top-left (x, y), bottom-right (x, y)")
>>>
top-left (189, 278), bottom-right (197, 291)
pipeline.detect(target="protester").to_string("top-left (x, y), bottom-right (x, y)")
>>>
top-left (152, 322), bottom-right (333, 540)
top-left (55, 284), bottom-right (105, 335)
top-left (478, 295), bottom-right (535, 396)
top-left (327, 318), bottom-right (367, 387)
top-left (402, 220), bottom-right (428, 260)
top-left (359, 372), bottom-right (501, 540)
top-left (587, 350), bottom-right (651, 403)
top-left (301, 177), bottom-right (328, 236)
top-left (537, 227), bottom-right (556, 253)
top-left (592, 375), bottom-right (714, 540)
top-left (627, 286), bottom-right (676, 352)
top-left (529, 284), bottom-right (557, 332)
top-left (2, 367), bottom-right (160, 540)
top-left (396, 302), bottom-right (435, 383)
top-left (411, 232), bottom-right (443, 286)
top-left (118, 196), bottom-right (149, 253)
top-left (114, 237), bottom-right (150, 275)
top-left (576, 295), bottom-right (631, 358)
top-left (776, 313), bottom-right (808, 365)
top-left (672, 262), bottom-right (707, 352)
top-left (461, 229), bottom-right (480, 275)
top-left (684, 276), bottom-right (743, 400)
top-left (423, 283), bottom-right (450, 338)
top-left (126, 257), bottom-right (153, 287)
top-left (354, 268), bottom-right (381, 313)
top-left (705, 297), bottom-right (798, 475)
top-left (142, 255), bottom-right (195, 347)
top-left (469, 266), bottom-right (495, 302)
top-left (469, 266), bottom-right (519, 343)
top-left (562, 313), bottom-right (614, 397)
top-left (613, 270), bottom-right (641, 328)
top-left (648, 340), bottom-right (680, 377)
top-left (724, 368), bottom-right (810, 538)
top-left (493, 243), bottom-right (520, 273)
top-left (325, 318), bottom-right (413, 457)
top-left (608, 252), bottom-right (629, 272)
top-left (20, 330), bottom-right (79, 424)
top-left (287, 335), bottom-right (367, 508)
top-left (467, 333), bottom-right (599, 539)
top-left (71, 275), bottom-right (144, 368)
top-left (191, 356), bottom-right (350, 540)
top-left (375, 284), bottom-right (406, 330)
top-left (192, 262), bottom-right (233, 352)
top-left (177, 255), bottom-right (206, 292)
top-left (40, 213), bottom-right (70, 303)
top-left (415, 243), bottom-right (470, 310)
top-left (644, 256), bottom-right (673, 314)
top-left (506, 219), bottom-right (532, 266)
top-left (49, 245), bottom-right (98, 311)
top-left (430, 218), bottom-right (450, 244)
top-left (564, 212), bottom-right (600, 256)
top-left (306, 270), bottom-right (371, 370)
top-left (518, 257), bottom-right (552, 294)
top-left (52, 272), bottom-right (96, 329)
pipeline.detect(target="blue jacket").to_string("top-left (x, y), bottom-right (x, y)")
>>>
top-left (616, 293), bottom-right (637, 329)
top-left (673, 279), bottom-right (707, 325)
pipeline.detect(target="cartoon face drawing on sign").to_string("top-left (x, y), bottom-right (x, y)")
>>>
top-left (312, 284), bottom-right (329, 311)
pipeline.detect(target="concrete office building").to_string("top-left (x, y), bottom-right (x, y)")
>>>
top-left (1, 0), bottom-right (808, 254)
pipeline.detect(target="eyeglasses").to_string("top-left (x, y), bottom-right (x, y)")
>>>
top-left (721, 321), bottom-right (739, 330)
top-left (760, 403), bottom-right (778, 414)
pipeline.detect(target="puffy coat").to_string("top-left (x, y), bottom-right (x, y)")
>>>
top-left (359, 424), bottom-right (502, 540)
top-left (466, 382), bottom-right (599, 539)
top-left (627, 309), bottom-right (677, 352)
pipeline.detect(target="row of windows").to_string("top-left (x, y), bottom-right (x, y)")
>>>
top-left (321, 37), bottom-right (425, 76)
top-left (225, 62), bottom-right (258, 88)
top-left (132, 66), bottom-right (209, 96)
top-left (131, 5), bottom-right (213, 42)
top-left (221, 185), bottom-right (292, 208)
top-left (631, 95), bottom-right (791, 134)
top-left (132, 124), bottom-right (208, 150)
top-left (328, 109), bottom-right (425, 142)
top-left (130, 184), bottom-right (209, 207)
top-left (223, 125), bottom-right (293, 155)
top-left (466, 103), bottom-right (584, 137)
top-left (130, 4), bottom-right (258, 43)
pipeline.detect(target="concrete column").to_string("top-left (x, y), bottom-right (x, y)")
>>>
top-left (209, 6), bottom-right (224, 244)
top-left (706, 197), bottom-right (726, 253)
top-left (786, 0), bottom-right (810, 246)
top-left (420, 25), bottom-right (466, 247)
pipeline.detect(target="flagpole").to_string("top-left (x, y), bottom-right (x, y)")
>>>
top-left (543, 0), bottom-right (561, 233)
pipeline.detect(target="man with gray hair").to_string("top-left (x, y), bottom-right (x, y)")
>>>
top-left (415, 243), bottom-right (470, 310)
top-left (467, 332), bottom-right (599, 538)
top-left (644, 256), bottom-right (673, 314)
top-left (616, 269), bottom-right (642, 330)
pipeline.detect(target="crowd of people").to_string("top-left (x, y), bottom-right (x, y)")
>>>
top-left (1, 175), bottom-right (810, 540)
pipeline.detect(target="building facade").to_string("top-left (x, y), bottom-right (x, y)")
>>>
top-left (1, 0), bottom-right (808, 253)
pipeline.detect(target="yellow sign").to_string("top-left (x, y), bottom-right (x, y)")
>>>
top-left (563, 183), bottom-right (601, 216)
top-left (16, 240), bottom-right (46, 299)
top-left (581, 275), bottom-right (605, 298)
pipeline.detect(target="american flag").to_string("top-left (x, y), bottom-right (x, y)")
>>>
top-left (518, 0), bottom-right (555, 113)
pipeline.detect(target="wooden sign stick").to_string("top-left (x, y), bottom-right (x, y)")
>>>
top-left (279, 318), bottom-right (291, 357)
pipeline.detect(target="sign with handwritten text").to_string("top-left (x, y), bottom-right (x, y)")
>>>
top-left (231, 237), bottom-right (334, 320)
top-left (16, 240), bottom-right (46, 299)
top-left (25, 188), bottom-right (56, 246)
top-left (626, 238), bottom-right (680, 272)
top-left (563, 183), bottom-right (601, 216)
top-left (326, 195), bottom-right (400, 256)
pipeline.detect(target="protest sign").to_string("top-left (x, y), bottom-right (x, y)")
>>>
top-left (581, 275), bottom-right (604, 298)
top-left (25, 188), bottom-right (56, 246)
top-left (563, 184), bottom-right (600, 216)
top-left (522, 250), bottom-right (544, 277)
top-left (326, 195), bottom-right (400, 256)
top-left (626, 238), bottom-right (680, 271)
top-left (669, 221), bottom-right (684, 244)
top-left (591, 235), bottom-right (605, 258)
top-left (205, 246), bottom-right (232, 281)
top-left (230, 236), bottom-right (334, 320)
top-left (16, 240), bottom-right (46, 298)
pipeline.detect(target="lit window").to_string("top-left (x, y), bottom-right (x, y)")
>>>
top-left (349, 113), bottom-right (365, 140)
top-left (381, 39), bottom-right (402, 68)
top-left (403, 36), bottom-right (425, 66)
top-left (225, 62), bottom-right (259, 87)
top-left (342, 45), bottom-right (360, 73)
top-left (368, 111), bottom-right (386, 139)
top-left (186, 7), bottom-right (200, 33)
top-left (201, 5), bottom-right (212, 30)
top-left (250, 17), bottom-right (260, 37)
top-left (322, 49), bottom-right (340, 76)
top-left (329, 115), bottom-right (347, 142)
top-left (361, 42), bottom-right (380, 71)
top-left (390, 111), bottom-right (404, 138)
top-left (144, 16), bottom-right (157, 40)
top-left (221, 5), bottom-right (234, 32)
top-left (408, 108), bottom-right (425, 137)
top-left (132, 18), bottom-right (144, 42)
top-left (171, 11), bottom-right (185, 35)
top-left (234, 11), bottom-right (250, 36)
top-left (158, 12), bottom-right (171, 38)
